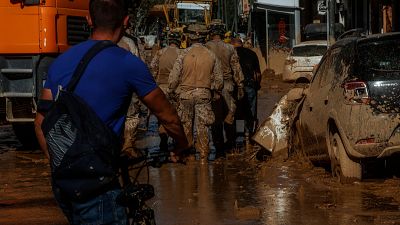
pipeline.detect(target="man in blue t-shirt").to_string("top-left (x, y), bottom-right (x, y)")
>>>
top-left (34, 0), bottom-right (189, 224)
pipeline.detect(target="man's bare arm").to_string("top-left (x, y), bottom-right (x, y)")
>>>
top-left (141, 87), bottom-right (189, 154)
top-left (34, 88), bottom-right (53, 159)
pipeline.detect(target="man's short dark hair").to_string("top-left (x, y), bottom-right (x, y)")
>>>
top-left (89, 0), bottom-right (128, 31)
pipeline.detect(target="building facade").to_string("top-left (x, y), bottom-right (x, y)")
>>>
top-left (251, 0), bottom-right (399, 67)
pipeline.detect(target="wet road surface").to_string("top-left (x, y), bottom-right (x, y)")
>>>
top-left (1, 74), bottom-right (400, 225)
top-left (148, 159), bottom-right (400, 225)
top-left (2, 135), bottom-right (400, 225)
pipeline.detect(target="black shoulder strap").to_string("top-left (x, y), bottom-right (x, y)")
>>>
top-left (66, 40), bottom-right (116, 92)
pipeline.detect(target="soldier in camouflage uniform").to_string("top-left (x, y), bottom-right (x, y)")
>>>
top-left (149, 32), bottom-right (181, 152)
top-left (168, 24), bottom-right (223, 164)
top-left (205, 20), bottom-right (245, 156)
top-left (118, 34), bottom-right (145, 157)
top-left (119, 34), bottom-right (146, 61)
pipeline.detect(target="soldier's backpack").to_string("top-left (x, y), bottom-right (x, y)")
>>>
top-left (41, 41), bottom-right (122, 202)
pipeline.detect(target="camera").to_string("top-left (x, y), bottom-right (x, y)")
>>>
top-left (116, 183), bottom-right (155, 208)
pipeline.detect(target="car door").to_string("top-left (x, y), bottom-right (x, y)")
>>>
top-left (299, 51), bottom-right (330, 156)
top-left (300, 47), bottom-right (341, 157)
top-left (311, 47), bottom-right (341, 156)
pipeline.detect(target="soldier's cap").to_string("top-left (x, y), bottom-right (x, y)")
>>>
top-left (208, 25), bottom-right (226, 37)
top-left (209, 19), bottom-right (223, 26)
top-left (186, 24), bottom-right (208, 40)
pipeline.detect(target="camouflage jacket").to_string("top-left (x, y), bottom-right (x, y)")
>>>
top-left (168, 43), bottom-right (223, 94)
top-left (149, 46), bottom-right (180, 85)
top-left (205, 40), bottom-right (244, 88)
top-left (118, 36), bottom-right (146, 62)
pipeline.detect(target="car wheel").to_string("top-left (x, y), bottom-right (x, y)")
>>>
top-left (330, 133), bottom-right (362, 182)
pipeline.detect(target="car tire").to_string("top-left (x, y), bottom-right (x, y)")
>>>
top-left (330, 133), bottom-right (362, 182)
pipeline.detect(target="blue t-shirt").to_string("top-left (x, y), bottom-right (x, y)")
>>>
top-left (44, 40), bottom-right (157, 135)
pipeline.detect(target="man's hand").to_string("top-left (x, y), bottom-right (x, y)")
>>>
top-left (237, 87), bottom-right (245, 100)
top-left (212, 91), bottom-right (221, 101)
top-left (34, 88), bottom-right (53, 159)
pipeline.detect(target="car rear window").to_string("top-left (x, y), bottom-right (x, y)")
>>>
top-left (358, 39), bottom-right (400, 79)
top-left (292, 45), bottom-right (327, 57)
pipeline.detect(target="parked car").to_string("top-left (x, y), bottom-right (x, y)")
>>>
top-left (291, 32), bottom-right (400, 181)
top-left (282, 41), bottom-right (327, 82)
top-left (303, 23), bottom-right (344, 41)
top-left (337, 28), bottom-right (366, 40)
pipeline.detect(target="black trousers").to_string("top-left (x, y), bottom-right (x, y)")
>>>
top-left (211, 97), bottom-right (236, 156)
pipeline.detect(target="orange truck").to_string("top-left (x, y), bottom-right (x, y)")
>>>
top-left (0, 0), bottom-right (90, 147)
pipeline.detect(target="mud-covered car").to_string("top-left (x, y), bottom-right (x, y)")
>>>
top-left (282, 41), bottom-right (327, 82)
top-left (291, 32), bottom-right (400, 181)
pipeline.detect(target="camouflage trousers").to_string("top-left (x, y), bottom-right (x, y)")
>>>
top-left (222, 79), bottom-right (237, 116)
top-left (178, 89), bottom-right (215, 159)
top-left (122, 94), bottom-right (141, 157)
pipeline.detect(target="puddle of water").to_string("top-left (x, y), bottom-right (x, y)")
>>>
top-left (136, 159), bottom-right (400, 225)
top-left (130, 117), bottom-right (400, 224)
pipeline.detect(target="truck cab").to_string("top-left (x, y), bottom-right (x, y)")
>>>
top-left (0, 0), bottom-right (90, 147)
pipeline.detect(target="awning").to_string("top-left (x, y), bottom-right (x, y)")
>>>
top-left (254, 2), bottom-right (302, 14)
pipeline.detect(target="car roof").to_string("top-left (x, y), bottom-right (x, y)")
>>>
top-left (333, 32), bottom-right (400, 48)
top-left (294, 40), bottom-right (328, 47)
top-left (357, 32), bottom-right (400, 44)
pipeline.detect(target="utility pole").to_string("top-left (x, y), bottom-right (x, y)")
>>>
top-left (234, 0), bottom-right (238, 33)
top-left (224, 0), bottom-right (228, 25)
top-left (327, 0), bottom-right (336, 47)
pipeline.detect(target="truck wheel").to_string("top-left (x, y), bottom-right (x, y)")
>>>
top-left (12, 123), bottom-right (39, 150)
top-left (330, 133), bottom-right (362, 182)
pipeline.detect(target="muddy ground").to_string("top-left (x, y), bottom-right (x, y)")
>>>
top-left (1, 71), bottom-right (400, 225)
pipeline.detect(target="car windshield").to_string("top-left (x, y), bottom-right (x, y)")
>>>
top-left (292, 45), bottom-right (327, 57)
top-left (358, 39), bottom-right (400, 78)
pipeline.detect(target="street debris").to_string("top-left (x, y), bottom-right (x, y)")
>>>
top-left (252, 88), bottom-right (305, 156)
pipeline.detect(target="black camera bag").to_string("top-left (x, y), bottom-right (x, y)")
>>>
top-left (41, 41), bottom-right (122, 202)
